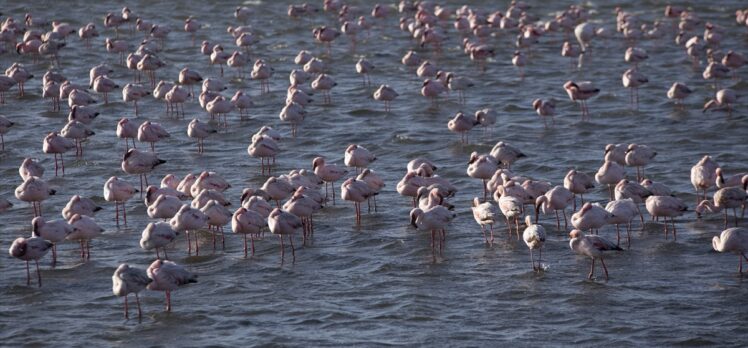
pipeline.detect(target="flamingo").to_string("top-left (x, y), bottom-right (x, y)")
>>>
top-left (112, 264), bottom-right (151, 320)
top-left (355, 58), bottom-right (374, 86)
top-left (410, 206), bottom-right (456, 258)
top-left (184, 16), bottom-right (200, 46)
top-left (497, 194), bottom-right (524, 239)
top-left (475, 108), bottom-right (497, 133)
top-left (561, 41), bottom-right (581, 68)
top-left (605, 198), bottom-right (638, 247)
top-left (279, 102), bottom-right (306, 136)
top-left (268, 208), bottom-right (303, 261)
top-left (15, 176), bottom-right (55, 217)
top-left (92, 75), bottom-right (118, 104)
top-left (512, 50), bottom-right (527, 79)
top-left (645, 196), bottom-right (687, 240)
top-left (696, 184), bottom-right (747, 227)
top-left (641, 178), bottom-right (674, 197)
top-left (569, 230), bottom-right (622, 280)
top-left (8, 236), bottom-right (52, 287)
top-left (712, 227), bottom-right (748, 273)
top-left (344, 144), bottom-right (376, 172)
top-left (373, 85), bottom-right (398, 112)
top-left (523, 215), bottom-right (546, 271)
top-left (467, 152), bottom-right (498, 200)
top-left (312, 26), bottom-right (340, 55)
top-left (604, 144), bottom-right (627, 166)
top-left (187, 119), bottom-right (216, 154)
top-left (170, 204), bottom-right (209, 255)
top-left (563, 80), bottom-right (599, 121)
top-left (535, 185), bottom-right (574, 230)
top-left (251, 60), bottom-right (273, 94)
top-left (146, 192), bottom-right (181, 219)
top-left (471, 197), bottom-right (500, 245)
top-left (312, 157), bottom-right (348, 205)
top-left (283, 189), bottom-right (322, 241)
top-left (445, 73), bottom-right (474, 104)
top-left (691, 155), bottom-right (720, 206)
top-left (31, 217), bottom-right (72, 265)
top-left (147, 260), bottom-right (197, 312)
top-left (571, 202), bottom-right (614, 234)
top-left (60, 120), bottom-right (95, 157)
top-left (311, 74), bottom-right (336, 104)
top-left (43, 132), bottom-right (75, 176)
top-left (104, 176), bottom-right (137, 227)
top-left (447, 112), bottom-right (479, 144)
top-left (667, 82), bottom-right (692, 105)
top-left (19, 158), bottom-right (44, 181)
top-left (122, 83), bottom-right (150, 116)
top-left (232, 207), bottom-right (265, 257)
top-left (165, 85), bottom-right (190, 118)
top-left (624, 46), bottom-right (648, 67)
top-left (248, 134), bottom-right (279, 175)
top-left (716, 168), bottom-right (748, 189)
top-left (69, 105), bottom-right (100, 125)
top-left (595, 160), bottom-right (626, 200)
top-left (421, 79), bottom-right (446, 107)
top-left (61, 195), bottom-right (102, 220)
top-left (703, 89), bottom-right (737, 116)
top-left (622, 68), bottom-right (648, 109)
top-left (0, 115), bottom-right (13, 150)
top-left (625, 144), bottom-right (656, 181)
top-left (178, 68), bottom-right (202, 100)
top-left (66, 214), bottom-right (104, 259)
top-left (6, 63), bottom-right (34, 97)
top-left (117, 118), bottom-right (138, 152)
top-left (121, 148), bottom-right (166, 195)
top-left (490, 141), bottom-right (526, 168)
top-left (201, 200), bottom-right (232, 251)
top-left (532, 99), bottom-right (556, 127)
top-left (231, 91), bottom-right (254, 120)
top-left (564, 169), bottom-right (595, 210)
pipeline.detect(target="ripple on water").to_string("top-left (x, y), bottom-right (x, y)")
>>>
top-left (2, 0), bottom-right (748, 347)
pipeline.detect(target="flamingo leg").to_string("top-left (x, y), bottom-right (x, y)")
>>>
top-left (135, 293), bottom-right (142, 320)
top-left (627, 221), bottom-right (632, 248)
top-left (489, 224), bottom-right (495, 245)
top-left (186, 231), bottom-right (192, 254)
top-left (279, 234), bottom-right (285, 260)
top-left (600, 257), bottom-right (609, 280)
top-left (195, 230), bottom-right (200, 255)
top-left (615, 224), bottom-right (621, 247)
top-left (25, 260), bottom-right (31, 286)
top-left (506, 218), bottom-right (512, 238)
top-left (289, 234), bottom-right (296, 261)
top-left (589, 258), bottom-right (595, 279)
top-left (35, 259), bottom-right (42, 287)
top-left (738, 254), bottom-right (743, 273)
top-left (529, 248), bottom-right (535, 271)
top-left (331, 182), bottom-right (336, 205)
top-left (124, 295), bottom-right (129, 319)
top-left (733, 208), bottom-right (738, 227)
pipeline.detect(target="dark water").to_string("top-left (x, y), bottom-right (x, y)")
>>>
top-left (1, 0), bottom-right (747, 346)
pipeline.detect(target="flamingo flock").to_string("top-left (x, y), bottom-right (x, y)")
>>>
top-left (1, 2), bottom-right (747, 325)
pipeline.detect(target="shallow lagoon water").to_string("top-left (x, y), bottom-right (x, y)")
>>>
top-left (1, 0), bottom-right (747, 346)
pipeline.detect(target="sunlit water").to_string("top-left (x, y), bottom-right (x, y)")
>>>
top-left (1, 0), bottom-right (747, 346)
